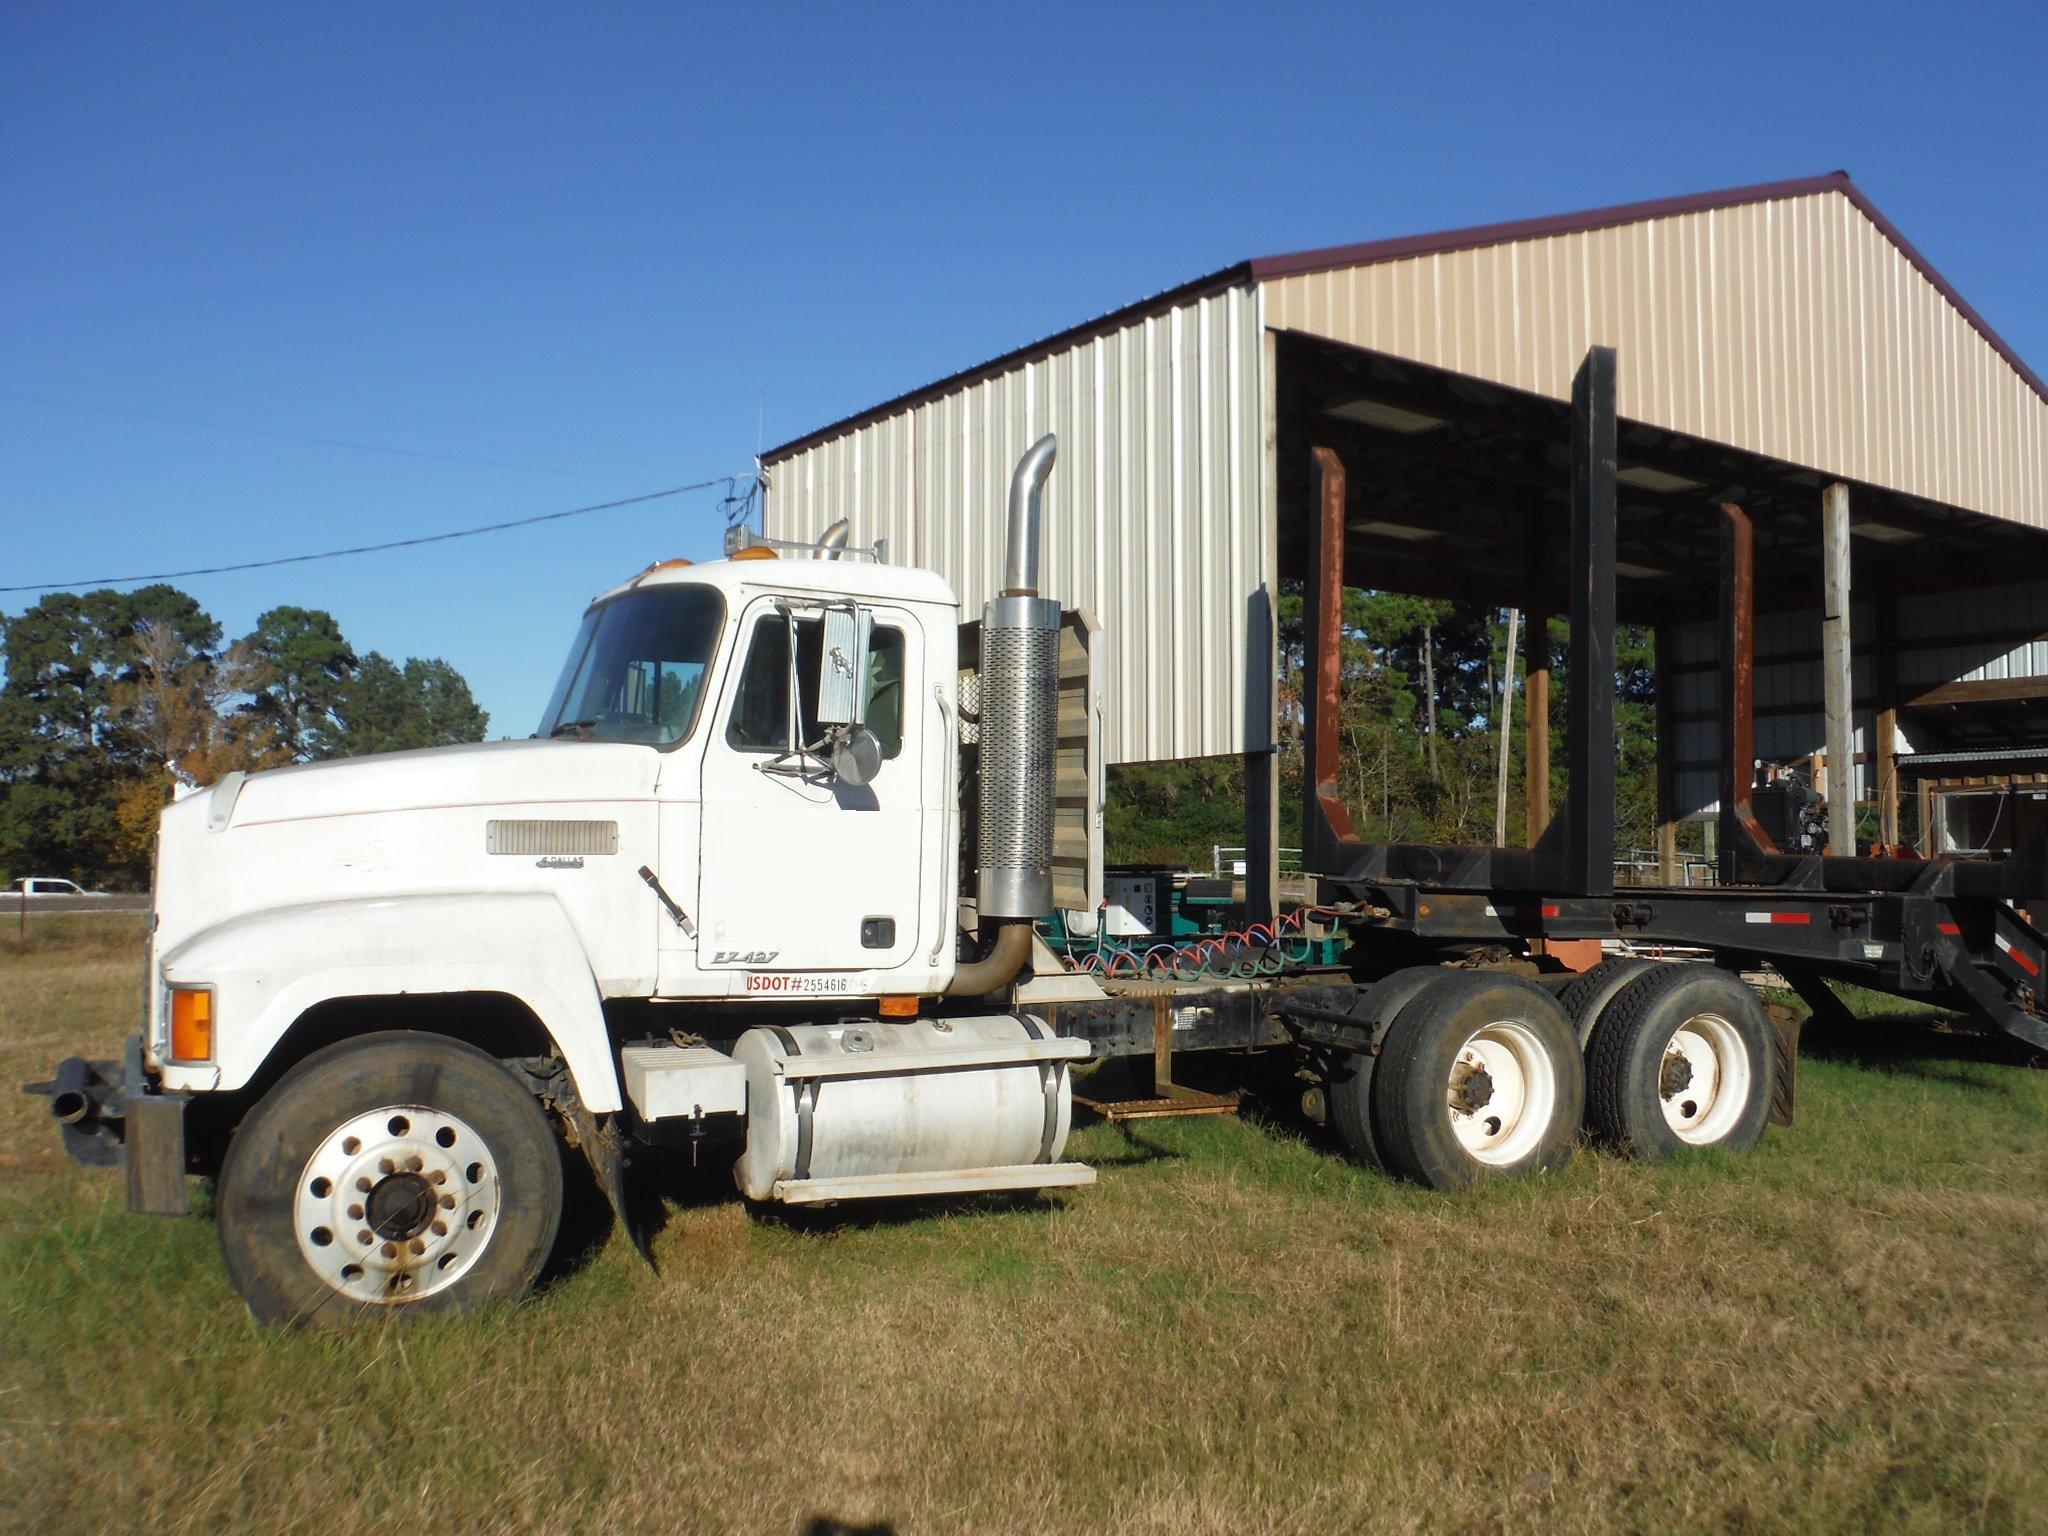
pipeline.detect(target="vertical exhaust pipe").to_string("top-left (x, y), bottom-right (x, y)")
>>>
top-left (949, 435), bottom-right (1059, 996)
top-left (817, 518), bottom-right (851, 559)
top-left (1002, 435), bottom-right (1059, 596)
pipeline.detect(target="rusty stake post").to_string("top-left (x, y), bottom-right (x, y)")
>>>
top-left (1303, 448), bottom-right (1360, 871)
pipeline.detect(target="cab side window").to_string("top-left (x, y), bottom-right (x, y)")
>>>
top-left (726, 613), bottom-right (906, 760)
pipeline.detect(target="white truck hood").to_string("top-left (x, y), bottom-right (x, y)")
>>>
top-left (210, 738), bottom-right (662, 829)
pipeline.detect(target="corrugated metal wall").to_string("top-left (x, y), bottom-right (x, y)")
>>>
top-left (1670, 605), bottom-right (1879, 816)
top-left (765, 283), bottom-right (1271, 764)
top-left (1669, 578), bottom-right (2048, 816)
top-left (1263, 186), bottom-right (2048, 531)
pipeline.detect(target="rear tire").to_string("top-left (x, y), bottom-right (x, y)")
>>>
top-left (1584, 966), bottom-right (1775, 1157)
top-left (1328, 967), bottom-right (1446, 1171)
top-left (217, 1030), bottom-right (564, 1327)
top-left (1556, 957), bottom-right (1656, 1046)
top-left (1370, 973), bottom-right (1584, 1189)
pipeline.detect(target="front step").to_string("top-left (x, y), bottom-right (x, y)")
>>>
top-left (772, 1161), bottom-right (1096, 1204)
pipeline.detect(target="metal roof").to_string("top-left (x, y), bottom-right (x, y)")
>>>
top-left (763, 173), bottom-right (2045, 464)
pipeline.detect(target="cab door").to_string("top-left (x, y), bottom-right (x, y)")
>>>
top-left (693, 595), bottom-right (925, 980)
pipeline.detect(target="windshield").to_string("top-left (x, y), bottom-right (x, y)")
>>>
top-left (537, 585), bottom-right (725, 746)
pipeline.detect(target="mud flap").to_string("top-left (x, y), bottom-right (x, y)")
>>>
top-left (1765, 1000), bottom-right (1803, 1127)
top-left (564, 1099), bottom-right (652, 1268)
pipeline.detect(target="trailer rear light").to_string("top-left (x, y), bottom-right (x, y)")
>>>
top-left (168, 987), bottom-right (214, 1063)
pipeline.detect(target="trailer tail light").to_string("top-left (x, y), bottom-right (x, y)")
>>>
top-left (169, 987), bottom-right (214, 1063)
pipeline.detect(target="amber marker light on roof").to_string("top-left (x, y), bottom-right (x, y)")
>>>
top-left (728, 546), bottom-right (779, 561)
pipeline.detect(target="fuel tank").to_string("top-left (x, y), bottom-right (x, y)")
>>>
top-left (729, 1013), bottom-right (1092, 1203)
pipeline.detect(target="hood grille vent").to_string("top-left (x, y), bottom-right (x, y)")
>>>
top-left (485, 819), bottom-right (619, 857)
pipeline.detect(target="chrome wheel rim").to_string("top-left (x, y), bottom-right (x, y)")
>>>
top-left (294, 1104), bottom-right (500, 1304)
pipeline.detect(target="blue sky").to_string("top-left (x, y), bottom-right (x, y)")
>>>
top-left (5, 2), bottom-right (2044, 735)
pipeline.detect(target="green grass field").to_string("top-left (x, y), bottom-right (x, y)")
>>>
top-left (5, 918), bottom-right (2048, 1534)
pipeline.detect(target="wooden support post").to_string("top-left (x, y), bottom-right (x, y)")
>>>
top-left (1874, 596), bottom-right (1901, 848)
top-left (1524, 508), bottom-right (1551, 847)
top-left (1654, 623), bottom-right (1679, 882)
top-left (1918, 780), bottom-right (1935, 856)
top-left (1821, 482), bottom-right (1857, 857)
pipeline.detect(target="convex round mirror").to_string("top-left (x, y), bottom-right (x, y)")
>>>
top-left (831, 727), bottom-right (883, 787)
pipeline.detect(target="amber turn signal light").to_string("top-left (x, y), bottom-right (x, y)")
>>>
top-left (169, 987), bottom-right (214, 1063)
top-left (878, 995), bottom-right (920, 1018)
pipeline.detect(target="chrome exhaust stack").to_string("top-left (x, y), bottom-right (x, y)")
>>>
top-left (975, 434), bottom-right (1061, 921)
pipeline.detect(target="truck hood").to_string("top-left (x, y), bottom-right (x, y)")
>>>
top-left (208, 738), bottom-right (663, 829)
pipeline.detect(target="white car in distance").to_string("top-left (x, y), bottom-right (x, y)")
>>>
top-left (15, 877), bottom-right (102, 898)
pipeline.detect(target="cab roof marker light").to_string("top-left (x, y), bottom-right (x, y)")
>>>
top-left (630, 557), bottom-right (695, 587)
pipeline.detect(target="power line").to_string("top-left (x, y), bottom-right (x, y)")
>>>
top-left (0, 476), bottom-right (751, 595)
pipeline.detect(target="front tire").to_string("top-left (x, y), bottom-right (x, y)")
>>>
top-left (1584, 966), bottom-right (1775, 1157)
top-left (217, 1031), bottom-right (564, 1326)
top-left (1370, 974), bottom-right (1584, 1189)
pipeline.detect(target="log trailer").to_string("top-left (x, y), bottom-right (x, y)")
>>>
top-left (27, 350), bottom-right (2048, 1323)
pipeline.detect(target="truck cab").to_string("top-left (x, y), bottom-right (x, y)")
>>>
top-left (32, 438), bottom-right (1097, 1324)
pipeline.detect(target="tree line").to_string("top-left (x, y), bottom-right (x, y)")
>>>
top-left (0, 585), bottom-right (488, 887)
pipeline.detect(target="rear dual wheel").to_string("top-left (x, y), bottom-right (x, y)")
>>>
top-left (1584, 965), bottom-right (1775, 1158)
top-left (1333, 972), bottom-right (1584, 1189)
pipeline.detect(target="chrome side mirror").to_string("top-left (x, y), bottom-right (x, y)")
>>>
top-left (830, 726), bottom-right (883, 787)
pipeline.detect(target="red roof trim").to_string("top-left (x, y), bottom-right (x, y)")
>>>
top-left (763, 173), bottom-right (2046, 463)
top-left (1829, 179), bottom-right (2048, 403)
top-left (1244, 173), bottom-right (1856, 280)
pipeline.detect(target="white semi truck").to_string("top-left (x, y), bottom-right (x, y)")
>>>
top-left (31, 438), bottom-right (1129, 1323)
top-left (33, 426), bottom-right (1870, 1325)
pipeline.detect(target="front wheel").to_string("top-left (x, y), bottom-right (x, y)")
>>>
top-left (217, 1031), bottom-right (564, 1326)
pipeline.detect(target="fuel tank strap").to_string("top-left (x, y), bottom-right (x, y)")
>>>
top-left (763, 1026), bottom-right (816, 1181)
top-left (1019, 1014), bottom-right (1063, 1165)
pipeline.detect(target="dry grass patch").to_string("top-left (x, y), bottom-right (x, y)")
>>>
top-left (4, 922), bottom-right (2048, 1534)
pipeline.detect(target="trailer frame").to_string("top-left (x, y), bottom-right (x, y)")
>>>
top-left (1297, 346), bottom-right (2048, 1055)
